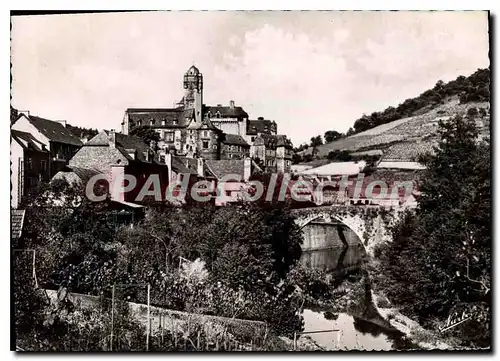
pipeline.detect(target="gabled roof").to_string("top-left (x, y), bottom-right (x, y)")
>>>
top-left (11, 130), bottom-right (49, 152)
top-left (221, 133), bottom-right (250, 147)
top-left (85, 130), bottom-right (163, 165)
top-left (11, 209), bottom-right (26, 239)
top-left (205, 105), bottom-right (248, 119)
top-left (52, 166), bottom-right (103, 185)
top-left (187, 117), bottom-right (220, 131)
top-left (172, 156), bottom-right (198, 175)
top-left (24, 115), bottom-right (83, 146)
top-left (253, 134), bottom-right (292, 149)
top-left (205, 159), bottom-right (246, 180)
top-left (247, 118), bottom-right (277, 135)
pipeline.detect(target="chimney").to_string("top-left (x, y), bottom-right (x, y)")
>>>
top-left (108, 129), bottom-right (116, 148)
top-left (229, 100), bottom-right (235, 109)
top-left (59, 120), bottom-right (67, 128)
top-left (165, 153), bottom-right (173, 183)
top-left (197, 157), bottom-right (204, 177)
top-left (217, 104), bottom-right (222, 107)
top-left (244, 157), bottom-right (251, 182)
top-left (258, 117), bottom-right (264, 120)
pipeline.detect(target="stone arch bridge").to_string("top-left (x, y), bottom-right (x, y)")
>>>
top-left (292, 205), bottom-right (403, 257)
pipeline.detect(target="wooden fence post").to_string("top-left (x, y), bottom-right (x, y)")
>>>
top-left (110, 284), bottom-right (115, 351)
top-left (146, 283), bottom-right (150, 351)
top-left (293, 332), bottom-right (297, 351)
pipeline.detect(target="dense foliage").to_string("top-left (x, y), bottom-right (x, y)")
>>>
top-left (373, 113), bottom-right (491, 347)
top-left (16, 189), bottom-right (307, 343)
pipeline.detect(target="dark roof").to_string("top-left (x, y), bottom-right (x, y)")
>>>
top-left (247, 119), bottom-right (277, 135)
top-left (52, 166), bottom-right (102, 185)
top-left (126, 107), bottom-right (193, 129)
top-left (186, 65), bottom-right (200, 75)
top-left (222, 134), bottom-right (250, 147)
top-left (254, 134), bottom-right (293, 149)
top-left (11, 130), bottom-right (49, 152)
top-left (205, 159), bottom-right (245, 180)
top-left (86, 130), bottom-right (163, 165)
top-left (25, 115), bottom-right (83, 146)
top-left (11, 210), bottom-right (26, 239)
top-left (187, 117), bottom-right (220, 131)
top-left (172, 156), bottom-right (198, 175)
top-left (205, 105), bottom-right (248, 119)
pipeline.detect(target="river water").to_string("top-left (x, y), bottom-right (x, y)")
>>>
top-left (299, 245), bottom-right (414, 351)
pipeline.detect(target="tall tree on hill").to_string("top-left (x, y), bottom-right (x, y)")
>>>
top-left (310, 135), bottom-right (323, 147)
top-left (324, 130), bottom-right (343, 143)
top-left (375, 114), bottom-right (491, 347)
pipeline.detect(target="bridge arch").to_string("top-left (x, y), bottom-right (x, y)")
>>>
top-left (293, 206), bottom-right (395, 257)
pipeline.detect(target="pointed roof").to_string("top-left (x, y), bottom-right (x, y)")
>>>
top-left (11, 130), bottom-right (49, 152)
top-left (222, 134), bottom-right (250, 147)
top-left (186, 65), bottom-right (200, 75)
top-left (22, 114), bottom-right (82, 146)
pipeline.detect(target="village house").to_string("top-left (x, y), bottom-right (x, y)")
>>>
top-left (11, 130), bottom-right (51, 208)
top-left (11, 113), bottom-right (82, 208)
top-left (11, 112), bottom-right (83, 177)
top-left (251, 134), bottom-right (293, 173)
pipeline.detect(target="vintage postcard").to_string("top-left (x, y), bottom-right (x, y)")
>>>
top-left (11, 10), bottom-right (490, 352)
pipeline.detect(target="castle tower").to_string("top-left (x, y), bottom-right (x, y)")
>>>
top-left (183, 65), bottom-right (203, 123)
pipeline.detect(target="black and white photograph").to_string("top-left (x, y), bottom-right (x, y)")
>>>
top-left (9, 10), bottom-right (491, 352)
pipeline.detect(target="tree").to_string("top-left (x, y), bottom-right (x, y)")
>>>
top-left (324, 130), bottom-right (343, 143)
top-left (310, 135), bottom-right (323, 147)
top-left (375, 115), bottom-right (490, 347)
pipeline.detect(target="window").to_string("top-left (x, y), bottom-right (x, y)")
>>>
top-left (202, 130), bottom-right (208, 138)
top-left (162, 120), bottom-right (166, 126)
top-left (150, 119), bottom-right (155, 126)
top-left (213, 144), bottom-right (217, 150)
top-left (216, 112), bottom-right (221, 118)
top-left (172, 120), bottom-right (177, 125)
top-left (159, 155), bottom-right (165, 163)
top-left (251, 137), bottom-right (256, 142)
top-left (26, 158), bottom-right (33, 170)
top-left (40, 160), bottom-right (47, 172)
top-left (165, 132), bottom-right (174, 142)
top-left (202, 141), bottom-right (209, 149)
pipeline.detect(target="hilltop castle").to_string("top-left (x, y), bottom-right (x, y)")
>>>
top-left (121, 65), bottom-right (292, 172)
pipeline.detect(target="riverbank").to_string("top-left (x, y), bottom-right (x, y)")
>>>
top-left (370, 289), bottom-right (453, 350)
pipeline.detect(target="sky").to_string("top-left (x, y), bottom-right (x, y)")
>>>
top-left (11, 11), bottom-right (489, 145)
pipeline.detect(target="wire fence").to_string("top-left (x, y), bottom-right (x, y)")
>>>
top-left (43, 287), bottom-right (269, 351)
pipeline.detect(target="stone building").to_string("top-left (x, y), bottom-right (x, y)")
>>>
top-left (251, 134), bottom-right (293, 173)
top-left (121, 65), bottom-right (292, 172)
top-left (221, 134), bottom-right (250, 160)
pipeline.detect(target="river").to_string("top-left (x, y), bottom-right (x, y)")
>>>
top-left (299, 245), bottom-right (416, 351)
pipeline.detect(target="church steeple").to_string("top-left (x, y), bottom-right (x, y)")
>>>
top-left (183, 65), bottom-right (203, 122)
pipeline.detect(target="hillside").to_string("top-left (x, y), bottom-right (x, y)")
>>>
top-left (300, 99), bottom-right (490, 161)
top-left (296, 68), bottom-right (490, 165)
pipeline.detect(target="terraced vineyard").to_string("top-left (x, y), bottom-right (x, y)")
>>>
top-left (300, 99), bottom-right (490, 161)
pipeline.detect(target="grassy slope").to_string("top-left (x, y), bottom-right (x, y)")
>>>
top-left (300, 99), bottom-right (490, 160)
